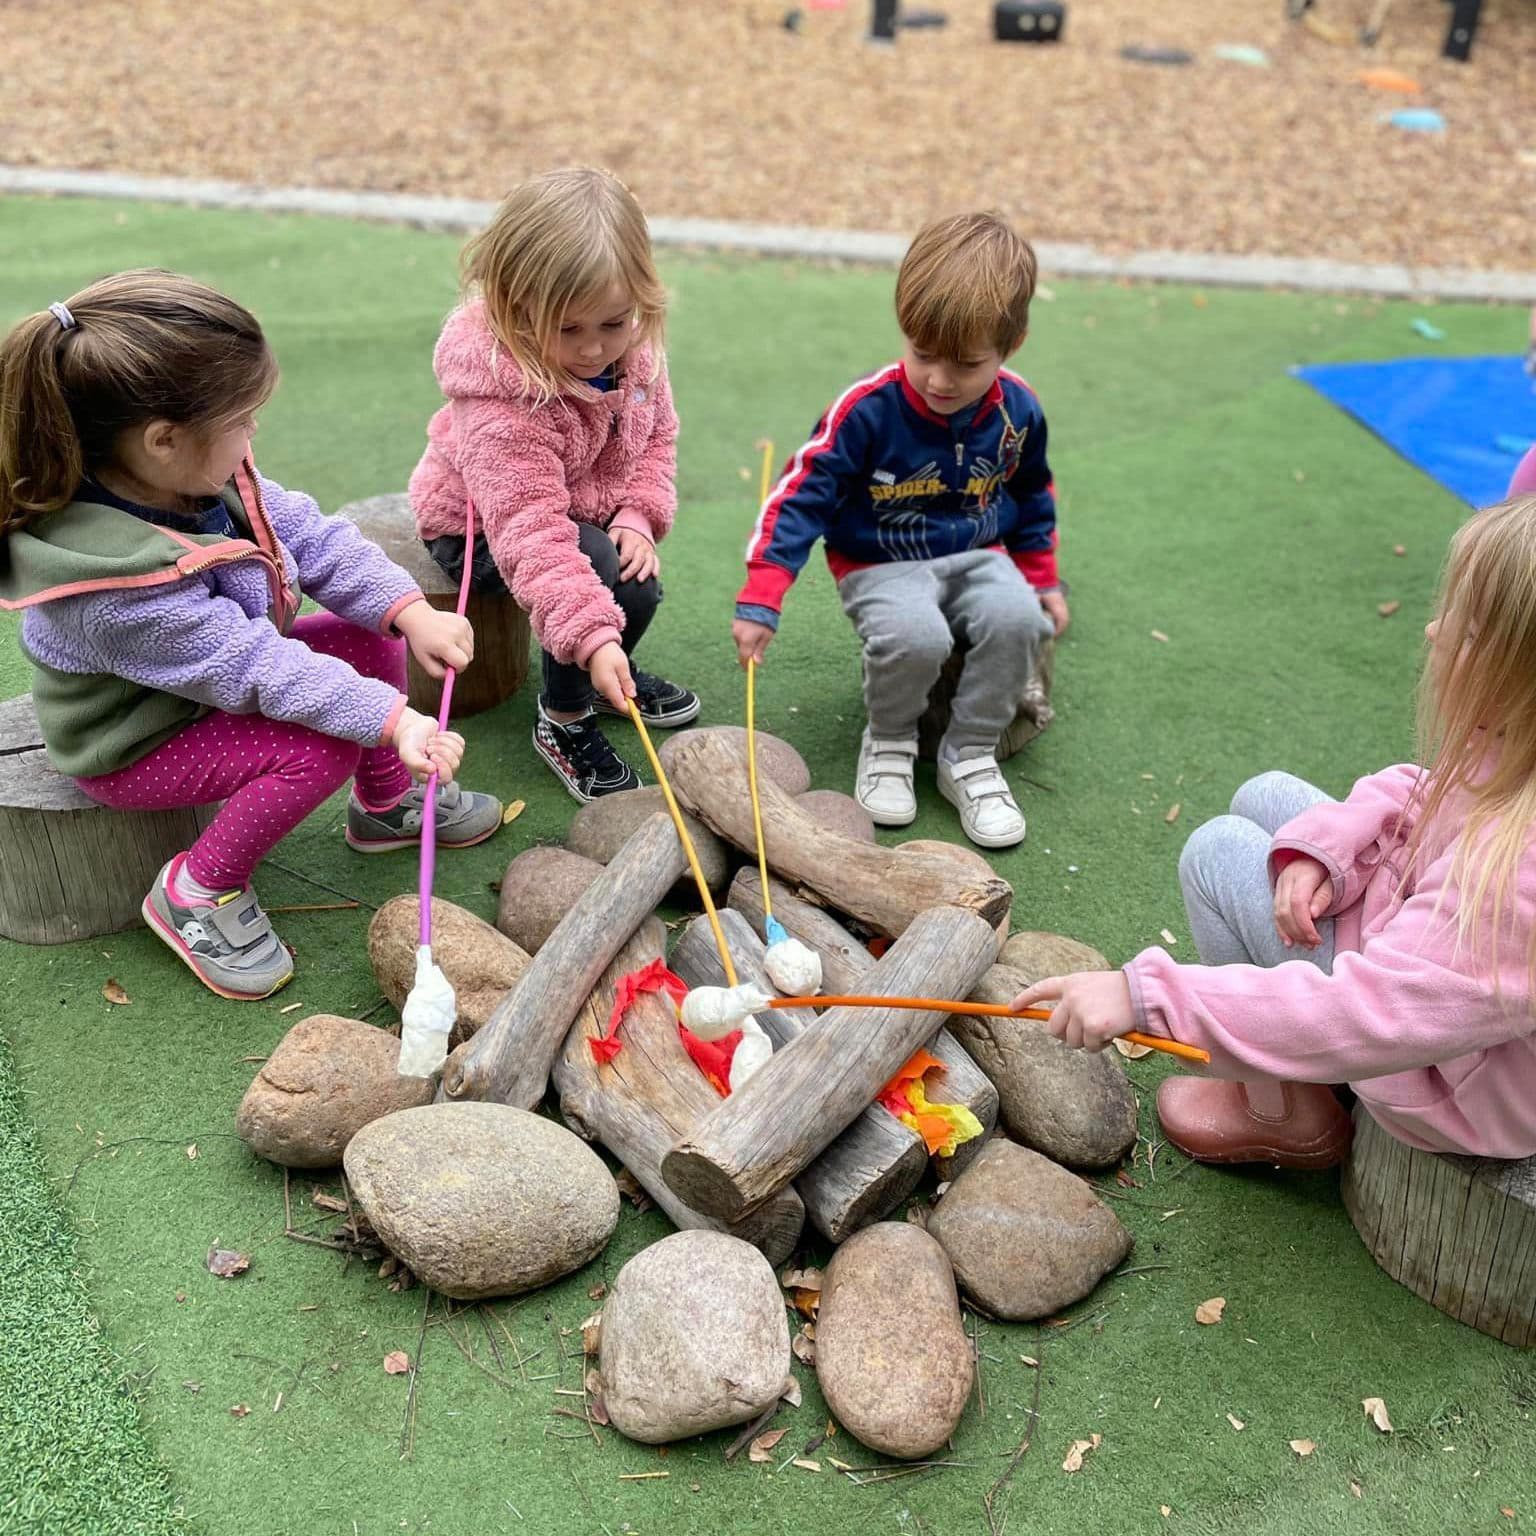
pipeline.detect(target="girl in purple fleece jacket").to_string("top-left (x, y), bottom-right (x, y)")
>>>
top-left (0, 271), bottom-right (502, 1000)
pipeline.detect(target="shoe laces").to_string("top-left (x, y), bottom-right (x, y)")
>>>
top-left (557, 715), bottom-right (626, 777)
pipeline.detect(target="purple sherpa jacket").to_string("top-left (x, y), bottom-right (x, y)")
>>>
top-left (17, 463), bottom-right (422, 769)
top-left (409, 299), bottom-right (679, 667)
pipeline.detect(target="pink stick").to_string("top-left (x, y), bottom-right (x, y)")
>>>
top-left (417, 497), bottom-right (478, 950)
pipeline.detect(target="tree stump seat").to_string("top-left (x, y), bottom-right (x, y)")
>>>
top-left (916, 636), bottom-right (1055, 763)
top-left (1341, 1104), bottom-right (1536, 1347)
top-left (0, 694), bottom-right (216, 945)
top-left (336, 493), bottom-right (530, 718)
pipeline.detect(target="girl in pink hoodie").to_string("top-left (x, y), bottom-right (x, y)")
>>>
top-left (410, 167), bottom-right (698, 803)
top-left (1015, 493), bottom-right (1536, 1167)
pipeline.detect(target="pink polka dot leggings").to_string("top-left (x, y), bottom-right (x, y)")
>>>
top-left (77, 614), bottom-right (414, 891)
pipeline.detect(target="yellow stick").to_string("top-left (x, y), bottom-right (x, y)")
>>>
top-left (758, 439), bottom-right (775, 507)
top-left (626, 699), bottom-right (738, 988)
top-left (746, 658), bottom-right (775, 928)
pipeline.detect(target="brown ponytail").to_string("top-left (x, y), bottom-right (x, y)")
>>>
top-left (0, 269), bottom-right (277, 536)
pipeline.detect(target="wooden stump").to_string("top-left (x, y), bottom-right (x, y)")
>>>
top-left (337, 493), bottom-right (530, 718)
top-left (917, 637), bottom-right (1055, 763)
top-left (1341, 1105), bottom-right (1536, 1346)
top-left (553, 918), bottom-right (805, 1265)
top-left (670, 909), bottom-right (929, 1242)
top-left (662, 907), bottom-right (999, 1222)
top-left (0, 694), bottom-right (215, 945)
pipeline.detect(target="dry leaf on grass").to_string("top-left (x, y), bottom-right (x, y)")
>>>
top-left (206, 1248), bottom-right (250, 1279)
top-left (1160, 929), bottom-right (1179, 946)
top-left (1350, 1482), bottom-right (1363, 1498)
top-left (1113, 1038), bottom-right (1153, 1059)
top-left (185, 1144), bottom-right (198, 1160)
top-left (182, 1380), bottom-right (202, 1394)
top-left (614, 1169), bottom-right (653, 1213)
top-left (383, 1351), bottom-right (411, 1375)
top-left (780, 1265), bottom-right (823, 1292)
top-left (1290, 1439), bottom-right (1317, 1457)
top-left (501, 799), bottom-right (527, 825)
top-left (1062, 1434), bottom-right (1102, 1473)
top-left (1501, 1509), bottom-right (1516, 1520)
top-left (102, 979), bottom-right (131, 1006)
top-left (1378, 601), bottom-right (1401, 618)
top-left (580, 1313), bottom-right (603, 1355)
top-left (1160, 1508), bottom-right (1171, 1519)
top-left (792, 1458), bottom-right (822, 1473)
top-left (310, 1190), bottom-right (347, 1214)
top-left (1362, 1397), bottom-right (1393, 1433)
top-left (587, 1281), bottom-right (607, 1301)
top-left (1195, 1297), bottom-right (1227, 1326)
top-left (790, 1288), bottom-right (821, 1320)
top-left (1151, 630), bottom-right (1170, 643)
top-left (229, 1404), bottom-right (250, 1418)
top-left (1020, 1355), bottom-right (1040, 1368)
top-left (792, 1332), bottom-right (816, 1367)
top-left (1226, 1414), bottom-right (1246, 1432)
top-left (1164, 802), bottom-right (1182, 824)
top-left (1394, 544), bottom-right (1407, 556)
top-left (781, 1378), bottom-right (802, 1408)
top-left (748, 1428), bottom-right (788, 1463)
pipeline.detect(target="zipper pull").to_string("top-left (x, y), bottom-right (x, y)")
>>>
top-left (955, 441), bottom-right (964, 466)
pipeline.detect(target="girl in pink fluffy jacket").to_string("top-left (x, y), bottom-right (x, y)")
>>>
top-left (1016, 492), bottom-right (1536, 1168)
top-left (410, 167), bottom-right (698, 803)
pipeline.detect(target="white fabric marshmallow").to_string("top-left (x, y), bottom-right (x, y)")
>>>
top-left (679, 983), bottom-right (772, 1040)
top-left (397, 946), bottom-right (457, 1077)
top-left (762, 937), bottom-right (823, 997)
top-left (727, 1015), bottom-right (774, 1092)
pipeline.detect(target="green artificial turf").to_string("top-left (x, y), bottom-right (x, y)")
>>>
top-left (3, 193), bottom-right (1536, 1536)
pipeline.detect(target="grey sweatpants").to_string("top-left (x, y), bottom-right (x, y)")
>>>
top-left (1179, 771), bottom-right (1338, 975)
top-left (837, 549), bottom-right (1055, 757)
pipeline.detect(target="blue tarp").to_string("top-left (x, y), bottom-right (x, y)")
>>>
top-left (1292, 355), bottom-right (1536, 509)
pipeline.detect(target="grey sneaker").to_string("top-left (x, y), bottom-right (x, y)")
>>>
top-left (345, 781), bottom-right (504, 853)
top-left (141, 856), bottom-right (294, 1001)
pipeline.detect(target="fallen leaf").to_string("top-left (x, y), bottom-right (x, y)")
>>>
top-left (1290, 1439), bottom-right (1317, 1457)
top-left (1378, 600), bottom-right (1401, 618)
top-left (1151, 629), bottom-right (1170, 643)
top-left (1161, 1209), bottom-right (1184, 1220)
top-left (1363, 1397), bottom-right (1393, 1433)
top-left (587, 1281), bottom-right (607, 1301)
top-left (781, 1378), bottom-right (802, 1408)
top-left (1502, 1509), bottom-right (1515, 1520)
top-left (1227, 1414), bottom-right (1246, 1432)
top-left (1164, 802), bottom-right (1182, 824)
top-left (581, 1313), bottom-right (602, 1355)
top-left (584, 1367), bottom-right (604, 1400)
top-left (1113, 1038), bottom-right (1153, 1059)
top-left (230, 1404), bottom-right (250, 1418)
top-left (174, 1290), bottom-right (187, 1304)
top-left (791, 1288), bottom-right (821, 1320)
top-left (383, 1351), bottom-right (411, 1375)
top-left (1160, 929), bottom-right (1179, 946)
top-left (185, 1144), bottom-right (198, 1160)
top-left (792, 1332), bottom-right (816, 1366)
top-left (279, 1001), bottom-right (302, 1014)
top-left (1350, 1481), bottom-right (1363, 1498)
top-left (1020, 1355), bottom-right (1040, 1368)
top-left (589, 1395), bottom-right (610, 1427)
top-left (102, 979), bottom-right (131, 1006)
top-left (615, 1169), bottom-right (653, 1213)
top-left (310, 1190), bottom-right (348, 1214)
top-left (1195, 1297), bottom-right (1227, 1326)
top-left (792, 1457), bottom-right (822, 1473)
top-left (1062, 1434), bottom-right (1102, 1473)
top-left (182, 1380), bottom-right (202, 1394)
top-left (1160, 1507), bottom-right (1171, 1519)
top-left (206, 1248), bottom-right (250, 1279)
top-left (749, 1428), bottom-right (788, 1463)
top-left (1394, 544), bottom-right (1406, 556)
top-left (501, 799), bottom-right (527, 826)
top-left (780, 1265), bottom-right (824, 1293)
top-left (1115, 1169), bottom-right (1141, 1188)
top-left (828, 1456), bottom-right (853, 1471)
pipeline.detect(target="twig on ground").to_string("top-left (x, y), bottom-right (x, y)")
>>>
top-left (266, 901), bottom-right (361, 914)
top-left (263, 859), bottom-right (378, 911)
top-left (970, 1311), bottom-right (987, 1420)
top-left (398, 1289), bottom-right (432, 1461)
top-left (983, 1331), bottom-right (1046, 1536)
top-left (1113, 1264), bottom-right (1172, 1279)
top-left (65, 1134), bottom-right (241, 1195)
top-left (724, 1399), bottom-right (781, 1461)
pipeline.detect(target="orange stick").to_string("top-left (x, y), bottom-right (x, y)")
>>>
top-left (766, 994), bottom-right (1211, 1065)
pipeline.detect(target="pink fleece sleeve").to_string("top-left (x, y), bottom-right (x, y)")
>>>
top-left (1269, 763), bottom-right (1425, 914)
top-left (615, 360), bottom-right (679, 542)
top-left (1125, 840), bottom-right (1536, 1084)
top-left (449, 397), bottom-right (626, 666)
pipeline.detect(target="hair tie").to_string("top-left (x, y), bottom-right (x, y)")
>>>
top-left (48, 302), bottom-right (76, 332)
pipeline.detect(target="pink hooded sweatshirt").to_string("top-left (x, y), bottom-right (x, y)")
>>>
top-left (409, 300), bottom-right (679, 667)
top-left (1126, 764), bottom-right (1536, 1158)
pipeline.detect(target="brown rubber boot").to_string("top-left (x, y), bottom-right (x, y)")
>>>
top-left (1156, 1077), bottom-right (1353, 1170)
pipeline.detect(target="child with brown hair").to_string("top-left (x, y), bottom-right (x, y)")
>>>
top-left (732, 211), bottom-right (1066, 849)
top-left (411, 166), bottom-right (698, 804)
top-left (0, 271), bottom-right (502, 1001)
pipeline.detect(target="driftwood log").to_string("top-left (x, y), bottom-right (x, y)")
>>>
top-left (662, 907), bottom-right (998, 1222)
top-left (1342, 1105), bottom-right (1536, 1346)
top-left (0, 693), bottom-right (216, 944)
top-left (338, 493), bottom-right (530, 718)
top-left (917, 636), bottom-right (1056, 763)
top-left (665, 730), bottom-right (1010, 940)
top-left (728, 869), bottom-right (1001, 1178)
top-left (553, 917), bottom-right (804, 1265)
top-left (442, 814), bottom-right (687, 1106)
top-left (671, 909), bottom-right (928, 1242)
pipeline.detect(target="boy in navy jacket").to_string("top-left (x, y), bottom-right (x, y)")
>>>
top-left (733, 212), bottom-right (1066, 848)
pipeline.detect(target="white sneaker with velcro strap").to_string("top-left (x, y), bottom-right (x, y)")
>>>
top-left (855, 730), bottom-right (918, 827)
top-left (937, 753), bottom-right (1026, 849)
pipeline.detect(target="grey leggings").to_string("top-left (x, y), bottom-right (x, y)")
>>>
top-left (1179, 771), bottom-right (1338, 975)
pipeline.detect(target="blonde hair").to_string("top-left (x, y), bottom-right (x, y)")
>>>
top-left (463, 166), bottom-right (667, 404)
top-left (1410, 494), bottom-right (1536, 995)
top-left (895, 211), bottom-right (1037, 361)
top-left (0, 269), bottom-right (276, 537)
